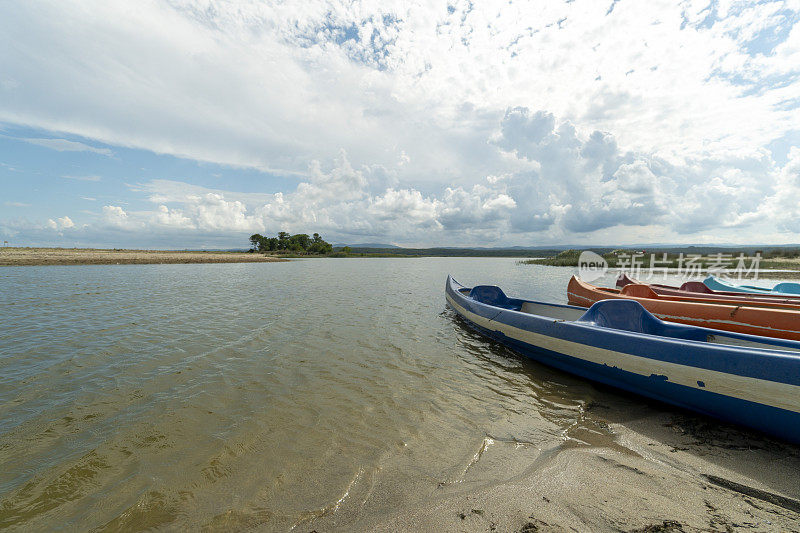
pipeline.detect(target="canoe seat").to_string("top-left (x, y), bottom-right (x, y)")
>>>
top-left (469, 285), bottom-right (517, 309)
top-left (619, 284), bottom-right (659, 299)
top-left (775, 282), bottom-right (800, 294)
top-left (680, 281), bottom-right (712, 293)
top-left (577, 299), bottom-right (665, 335)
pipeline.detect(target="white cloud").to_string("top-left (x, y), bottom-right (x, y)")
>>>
top-left (46, 215), bottom-right (75, 230)
top-left (188, 193), bottom-right (261, 232)
top-left (22, 138), bottom-right (111, 156)
top-left (153, 205), bottom-right (194, 229)
top-left (102, 205), bottom-right (139, 229)
top-left (763, 146), bottom-right (800, 232)
top-left (482, 194), bottom-right (516, 211)
top-left (369, 188), bottom-right (439, 224)
top-left (62, 174), bottom-right (102, 182)
top-left (1, 1), bottom-right (799, 246)
top-left (2, 0), bottom-right (797, 182)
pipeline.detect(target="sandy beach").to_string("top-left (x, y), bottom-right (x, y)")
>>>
top-left (353, 398), bottom-right (800, 533)
top-left (0, 247), bottom-right (288, 266)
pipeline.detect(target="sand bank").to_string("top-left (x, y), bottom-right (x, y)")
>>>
top-left (0, 247), bottom-right (288, 266)
top-left (303, 397), bottom-right (800, 532)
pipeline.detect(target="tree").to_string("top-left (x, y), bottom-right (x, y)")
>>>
top-left (309, 241), bottom-right (332, 254)
top-left (342, 246), bottom-right (352, 254)
top-left (249, 233), bottom-right (263, 251)
top-left (249, 231), bottom-right (332, 255)
top-left (277, 231), bottom-right (291, 250)
top-left (289, 233), bottom-right (311, 251)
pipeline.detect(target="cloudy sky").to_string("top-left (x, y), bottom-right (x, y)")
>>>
top-left (1, 0), bottom-right (799, 248)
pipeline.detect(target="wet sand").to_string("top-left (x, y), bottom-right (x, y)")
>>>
top-left (329, 402), bottom-right (800, 533)
top-left (0, 247), bottom-right (288, 266)
top-left (353, 401), bottom-right (800, 533)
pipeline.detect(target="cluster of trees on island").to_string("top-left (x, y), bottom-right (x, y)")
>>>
top-left (249, 232), bottom-right (334, 254)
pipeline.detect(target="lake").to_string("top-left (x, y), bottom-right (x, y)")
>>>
top-left (1, 258), bottom-right (799, 531)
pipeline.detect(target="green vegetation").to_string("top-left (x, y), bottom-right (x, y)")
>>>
top-left (521, 247), bottom-right (800, 272)
top-left (331, 247), bottom-right (558, 257)
top-left (242, 236), bottom-right (800, 267)
top-left (249, 232), bottom-right (333, 255)
top-left (521, 249), bottom-right (679, 268)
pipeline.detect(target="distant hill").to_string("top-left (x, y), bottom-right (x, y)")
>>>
top-left (333, 243), bottom-right (400, 248)
top-left (329, 243), bottom-right (800, 258)
top-left (335, 244), bottom-right (800, 252)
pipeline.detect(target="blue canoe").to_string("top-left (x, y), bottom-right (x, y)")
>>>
top-left (446, 275), bottom-right (800, 444)
top-left (704, 274), bottom-right (800, 296)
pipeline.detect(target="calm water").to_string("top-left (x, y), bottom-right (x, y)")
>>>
top-left (0, 259), bottom-right (789, 530)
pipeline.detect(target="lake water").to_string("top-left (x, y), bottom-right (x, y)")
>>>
top-left (1, 258), bottom-right (798, 531)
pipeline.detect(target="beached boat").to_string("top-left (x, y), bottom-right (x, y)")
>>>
top-left (704, 275), bottom-right (800, 296)
top-left (614, 273), bottom-right (800, 308)
top-left (568, 276), bottom-right (800, 341)
top-left (446, 275), bottom-right (800, 443)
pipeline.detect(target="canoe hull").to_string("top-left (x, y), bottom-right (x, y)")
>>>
top-left (446, 276), bottom-right (800, 444)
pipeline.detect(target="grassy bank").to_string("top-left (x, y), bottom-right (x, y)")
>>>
top-left (0, 247), bottom-right (289, 266)
top-left (520, 249), bottom-right (800, 276)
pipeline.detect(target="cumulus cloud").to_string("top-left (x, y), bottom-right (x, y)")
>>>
top-left (763, 147), bottom-right (800, 232)
top-left (1, 1), bottom-right (799, 246)
top-left (8, 104), bottom-right (794, 247)
top-left (1, 0), bottom-right (798, 181)
top-left (101, 205), bottom-right (138, 229)
top-left (46, 216), bottom-right (75, 230)
top-left (369, 189), bottom-right (438, 224)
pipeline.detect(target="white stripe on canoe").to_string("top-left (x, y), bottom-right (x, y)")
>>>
top-left (447, 293), bottom-right (800, 414)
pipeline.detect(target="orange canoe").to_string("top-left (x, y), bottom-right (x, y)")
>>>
top-left (568, 276), bottom-right (800, 340)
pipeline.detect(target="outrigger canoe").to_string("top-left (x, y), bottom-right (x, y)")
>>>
top-left (445, 275), bottom-right (800, 443)
top-left (614, 273), bottom-right (800, 308)
top-left (568, 276), bottom-right (800, 341)
top-left (704, 275), bottom-right (800, 296)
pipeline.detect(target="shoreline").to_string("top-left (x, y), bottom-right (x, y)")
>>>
top-left (306, 398), bottom-right (800, 532)
top-left (521, 250), bottom-right (800, 279)
top-left (0, 247), bottom-right (290, 266)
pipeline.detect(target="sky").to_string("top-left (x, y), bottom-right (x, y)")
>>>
top-left (1, 0), bottom-right (799, 249)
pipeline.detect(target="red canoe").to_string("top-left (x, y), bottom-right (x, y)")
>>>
top-left (568, 276), bottom-right (800, 340)
top-left (615, 273), bottom-right (800, 305)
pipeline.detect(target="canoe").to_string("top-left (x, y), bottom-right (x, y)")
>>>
top-left (614, 273), bottom-right (800, 308)
top-left (705, 275), bottom-right (800, 296)
top-left (446, 275), bottom-right (800, 443)
top-left (568, 276), bottom-right (800, 341)
top-left (620, 272), bottom-right (800, 302)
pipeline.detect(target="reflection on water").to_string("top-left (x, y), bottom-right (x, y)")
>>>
top-left (0, 259), bottom-right (795, 530)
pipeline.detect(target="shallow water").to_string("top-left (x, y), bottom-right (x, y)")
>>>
top-left (0, 259), bottom-right (796, 530)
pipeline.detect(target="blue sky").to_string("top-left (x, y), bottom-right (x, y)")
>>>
top-left (1, 0), bottom-right (799, 248)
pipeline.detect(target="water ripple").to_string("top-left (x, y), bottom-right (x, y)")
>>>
top-left (0, 260), bottom-right (681, 529)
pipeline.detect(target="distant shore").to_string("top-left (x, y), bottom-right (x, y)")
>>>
top-left (522, 249), bottom-right (800, 278)
top-left (0, 247), bottom-right (290, 266)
